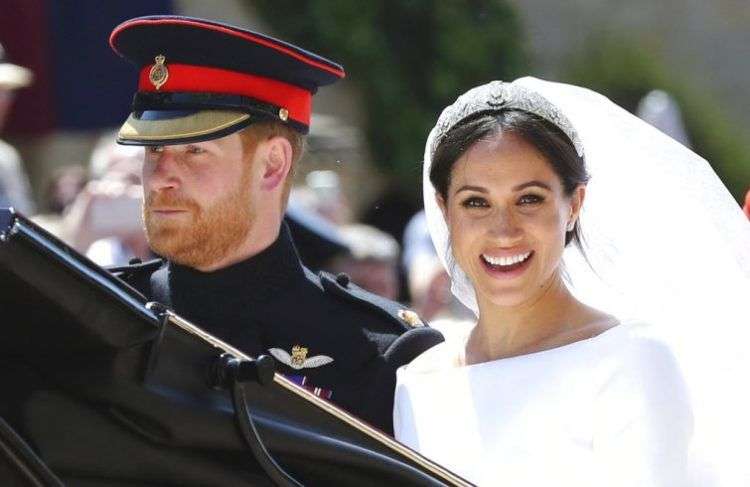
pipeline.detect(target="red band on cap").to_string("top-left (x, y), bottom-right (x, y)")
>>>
top-left (138, 63), bottom-right (312, 125)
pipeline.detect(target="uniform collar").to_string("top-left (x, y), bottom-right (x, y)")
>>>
top-left (167, 221), bottom-right (305, 302)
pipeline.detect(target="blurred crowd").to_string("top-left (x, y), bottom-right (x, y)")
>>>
top-left (2, 44), bottom-right (749, 332)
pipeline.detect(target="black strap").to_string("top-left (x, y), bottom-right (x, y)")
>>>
top-left (227, 357), bottom-right (303, 487)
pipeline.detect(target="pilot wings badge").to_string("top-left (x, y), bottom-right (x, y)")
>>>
top-left (268, 345), bottom-right (334, 370)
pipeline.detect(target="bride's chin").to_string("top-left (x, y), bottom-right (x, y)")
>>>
top-left (474, 284), bottom-right (530, 310)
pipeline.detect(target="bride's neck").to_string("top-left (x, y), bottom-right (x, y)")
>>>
top-left (468, 272), bottom-right (581, 363)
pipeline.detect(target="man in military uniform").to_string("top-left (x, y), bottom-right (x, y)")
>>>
top-left (108, 16), bottom-right (442, 434)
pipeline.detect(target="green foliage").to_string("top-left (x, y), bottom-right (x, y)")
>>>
top-left (251, 0), bottom-right (528, 188)
top-left (566, 37), bottom-right (750, 202)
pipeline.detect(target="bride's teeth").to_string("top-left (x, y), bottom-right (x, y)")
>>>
top-left (483, 252), bottom-right (531, 266)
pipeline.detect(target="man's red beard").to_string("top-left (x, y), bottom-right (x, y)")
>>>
top-left (143, 175), bottom-right (253, 269)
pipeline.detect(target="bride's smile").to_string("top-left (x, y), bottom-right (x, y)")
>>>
top-left (480, 249), bottom-right (534, 277)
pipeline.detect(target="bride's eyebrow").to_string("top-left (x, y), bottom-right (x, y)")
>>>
top-left (512, 180), bottom-right (552, 192)
top-left (453, 180), bottom-right (551, 195)
top-left (454, 184), bottom-right (488, 195)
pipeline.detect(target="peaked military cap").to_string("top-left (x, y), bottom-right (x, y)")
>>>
top-left (109, 16), bottom-right (345, 145)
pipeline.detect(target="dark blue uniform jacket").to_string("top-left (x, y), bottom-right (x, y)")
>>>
top-left (111, 224), bottom-right (443, 434)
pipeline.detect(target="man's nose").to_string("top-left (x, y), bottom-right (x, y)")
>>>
top-left (144, 148), bottom-right (181, 192)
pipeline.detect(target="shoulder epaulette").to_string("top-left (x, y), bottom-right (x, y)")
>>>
top-left (318, 271), bottom-right (426, 333)
top-left (383, 326), bottom-right (445, 368)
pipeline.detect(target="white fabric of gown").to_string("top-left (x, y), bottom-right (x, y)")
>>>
top-left (394, 322), bottom-right (692, 487)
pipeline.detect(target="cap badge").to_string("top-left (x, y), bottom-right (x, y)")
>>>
top-left (398, 309), bottom-right (424, 327)
top-left (278, 107), bottom-right (289, 121)
top-left (149, 54), bottom-right (169, 90)
top-left (268, 345), bottom-right (334, 370)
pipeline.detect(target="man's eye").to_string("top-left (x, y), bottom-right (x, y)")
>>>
top-left (461, 197), bottom-right (489, 208)
top-left (518, 194), bottom-right (544, 205)
top-left (186, 146), bottom-right (205, 154)
top-left (148, 146), bottom-right (164, 154)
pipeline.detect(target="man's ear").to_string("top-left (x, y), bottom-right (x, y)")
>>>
top-left (259, 135), bottom-right (293, 191)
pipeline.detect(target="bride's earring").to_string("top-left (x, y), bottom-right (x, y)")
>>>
top-left (566, 220), bottom-right (575, 232)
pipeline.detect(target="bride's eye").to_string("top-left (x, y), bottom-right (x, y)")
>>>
top-left (518, 194), bottom-right (544, 205)
top-left (461, 196), bottom-right (489, 208)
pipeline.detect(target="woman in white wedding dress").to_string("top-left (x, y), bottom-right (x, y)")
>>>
top-left (394, 78), bottom-right (750, 487)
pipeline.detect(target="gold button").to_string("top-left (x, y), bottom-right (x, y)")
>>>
top-left (279, 108), bottom-right (289, 121)
top-left (398, 309), bottom-right (424, 327)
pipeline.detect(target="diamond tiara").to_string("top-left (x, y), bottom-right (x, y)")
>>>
top-left (429, 80), bottom-right (584, 160)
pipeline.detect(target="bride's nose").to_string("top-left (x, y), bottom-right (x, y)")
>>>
top-left (487, 206), bottom-right (523, 241)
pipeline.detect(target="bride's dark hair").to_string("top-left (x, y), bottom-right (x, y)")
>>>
top-left (430, 109), bottom-right (590, 249)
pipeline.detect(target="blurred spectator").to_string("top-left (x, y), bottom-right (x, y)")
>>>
top-left (305, 170), bottom-right (351, 224)
top-left (330, 224), bottom-right (400, 300)
top-left (289, 170), bottom-right (351, 225)
top-left (407, 252), bottom-right (452, 322)
top-left (408, 251), bottom-right (473, 336)
top-left (636, 89), bottom-right (691, 147)
top-left (31, 165), bottom-right (89, 236)
top-left (285, 199), bottom-right (351, 272)
top-left (286, 175), bottom-right (353, 271)
top-left (402, 210), bottom-right (473, 330)
top-left (61, 132), bottom-right (150, 266)
top-left (43, 164), bottom-right (87, 214)
top-left (401, 210), bottom-right (433, 273)
top-left (0, 42), bottom-right (35, 215)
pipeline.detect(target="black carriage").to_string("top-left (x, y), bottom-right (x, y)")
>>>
top-left (0, 208), bottom-right (472, 487)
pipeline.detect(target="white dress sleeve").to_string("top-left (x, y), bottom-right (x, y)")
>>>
top-left (393, 339), bottom-right (462, 450)
top-left (593, 334), bottom-right (693, 487)
top-left (393, 368), bottom-right (419, 449)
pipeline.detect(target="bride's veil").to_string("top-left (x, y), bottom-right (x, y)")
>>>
top-left (422, 77), bottom-right (750, 486)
